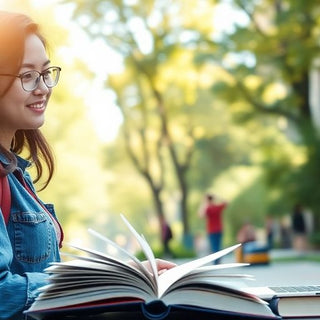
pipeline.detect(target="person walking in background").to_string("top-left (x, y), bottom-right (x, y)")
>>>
top-left (291, 203), bottom-right (307, 252)
top-left (265, 215), bottom-right (275, 249)
top-left (280, 216), bottom-right (292, 249)
top-left (237, 220), bottom-right (256, 244)
top-left (236, 220), bottom-right (256, 263)
top-left (199, 193), bottom-right (228, 263)
top-left (160, 215), bottom-right (173, 257)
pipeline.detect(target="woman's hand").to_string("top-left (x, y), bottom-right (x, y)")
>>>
top-left (156, 258), bottom-right (177, 275)
top-left (141, 259), bottom-right (177, 275)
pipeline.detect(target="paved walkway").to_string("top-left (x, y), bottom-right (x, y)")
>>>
top-left (204, 249), bottom-right (320, 287)
top-left (174, 248), bottom-right (320, 287)
top-left (226, 261), bottom-right (320, 287)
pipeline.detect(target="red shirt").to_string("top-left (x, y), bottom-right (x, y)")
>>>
top-left (205, 203), bottom-right (227, 233)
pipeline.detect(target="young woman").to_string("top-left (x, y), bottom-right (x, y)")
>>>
top-left (0, 11), bottom-right (174, 319)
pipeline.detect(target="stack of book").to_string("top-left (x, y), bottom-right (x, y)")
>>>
top-left (26, 215), bottom-right (320, 320)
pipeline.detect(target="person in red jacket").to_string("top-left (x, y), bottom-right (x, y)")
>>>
top-left (199, 193), bottom-right (228, 263)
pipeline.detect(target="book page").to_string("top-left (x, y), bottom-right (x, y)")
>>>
top-left (120, 214), bottom-right (159, 292)
top-left (66, 243), bottom-right (153, 282)
top-left (157, 244), bottom-right (241, 297)
top-left (41, 257), bottom-right (157, 295)
top-left (65, 229), bottom-right (158, 293)
top-left (87, 228), bottom-right (146, 272)
top-left (161, 289), bottom-right (275, 317)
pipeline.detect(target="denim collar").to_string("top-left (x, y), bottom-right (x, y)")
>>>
top-left (0, 152), bottom-right (31, 172)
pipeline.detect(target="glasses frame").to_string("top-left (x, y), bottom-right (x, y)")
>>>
top-left (0, 66), bottom-right (61, 92)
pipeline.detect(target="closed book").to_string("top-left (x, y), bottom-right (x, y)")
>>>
top-left (269, 296), bottom-right (320, 318)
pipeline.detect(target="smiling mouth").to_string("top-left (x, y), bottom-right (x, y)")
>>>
top-left (27, 101), bottom-right (46, 110)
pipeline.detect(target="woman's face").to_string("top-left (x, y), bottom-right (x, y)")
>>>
top-left (0, 33), bottom-right (52, 148)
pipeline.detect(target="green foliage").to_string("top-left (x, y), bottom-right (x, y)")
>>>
top-left (67, 0), bottom-right (320, 238)
top-left (136, 241), bottom-right (197, 260)
top-left (272, 254), bottom-right (320, 263)
top-left (309, 232), bottom-right (320, 249)
top-left (196, 1), bottom-right (320, 231)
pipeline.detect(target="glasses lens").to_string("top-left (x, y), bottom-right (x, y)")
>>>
top-left (21, 71), bottom-right (39, 91)
top-left (20, 67), bottom-right (61, 91)
top-left (43, 67), bottom-right (60, 88)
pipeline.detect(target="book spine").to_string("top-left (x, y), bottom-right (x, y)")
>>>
top-left (141, 301), bottom-right (171, 320)
top-left (268, 297), bottom-right (280, 317)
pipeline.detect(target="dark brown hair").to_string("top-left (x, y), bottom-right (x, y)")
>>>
top-left (0, 11), bottom-right (54, 190)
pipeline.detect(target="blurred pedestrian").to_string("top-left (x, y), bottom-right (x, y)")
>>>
top-left (265, 215), bottom-right (275, 249)
top-left (199, 193), bottom-right (228, 263)
top-left (280, 216), bottom-right (292, 249)
top-left (160, 216), bottom-right (173, 257)
top-left (237, 220), bottom-right (256, 244)
top-left (236, 220), bottom-right (256, 263)
top-left (291, 204), bottom-right (307, 252)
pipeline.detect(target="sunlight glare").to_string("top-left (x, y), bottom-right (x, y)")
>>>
top-left (52, 2), bottom-right (124, 142)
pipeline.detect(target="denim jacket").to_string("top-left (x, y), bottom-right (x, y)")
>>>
top-left (0, 153), bottom-right (61, 320)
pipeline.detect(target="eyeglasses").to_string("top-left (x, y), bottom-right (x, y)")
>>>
top-left (0, 66), bottom-right (61, 92)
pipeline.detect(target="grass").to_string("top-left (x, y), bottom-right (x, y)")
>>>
top-left (272, 254), bottom-right (320, 263)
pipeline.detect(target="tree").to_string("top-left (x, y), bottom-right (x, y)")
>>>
top-left (67, 0), bottom-right (221, 243)
top-left (196, 0), bottom-right (320, 226)
top-left (65, 0), bottom-right (320, 244)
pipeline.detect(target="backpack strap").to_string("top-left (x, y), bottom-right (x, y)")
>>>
top-left (0, 175), bottom-right (11, 224)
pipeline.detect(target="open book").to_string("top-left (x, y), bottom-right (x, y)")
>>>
top-left (26, 215), bottom-right (279, 320)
